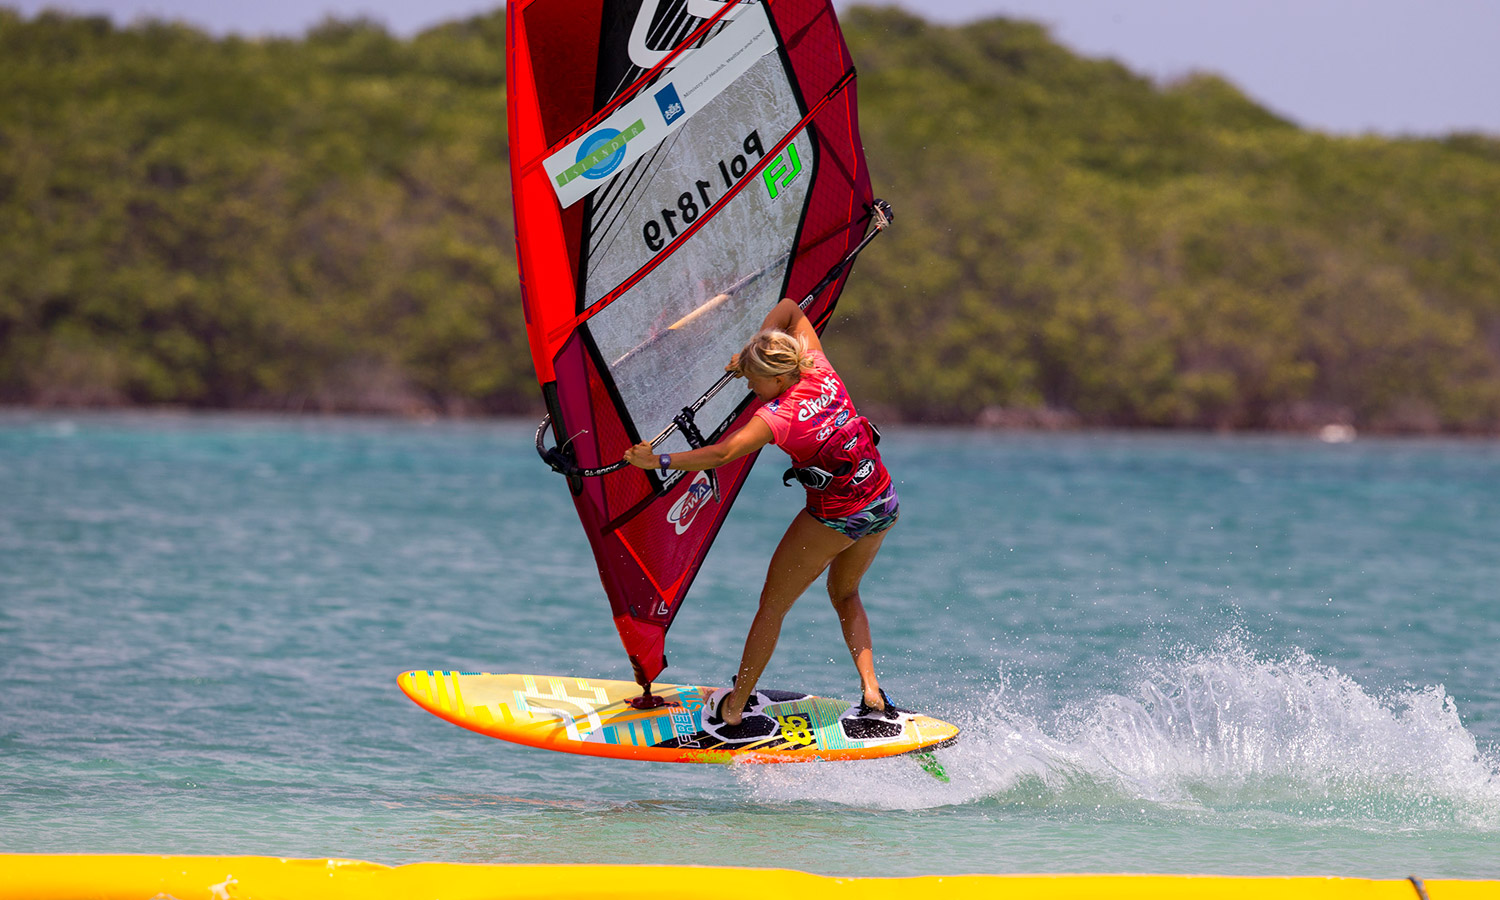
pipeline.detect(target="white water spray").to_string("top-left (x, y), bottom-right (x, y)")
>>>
top-left (738, 639), bottom-right (1500, 831)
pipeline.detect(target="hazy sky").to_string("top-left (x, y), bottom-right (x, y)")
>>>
top-left (8, 0), bottom-right (1498, 137)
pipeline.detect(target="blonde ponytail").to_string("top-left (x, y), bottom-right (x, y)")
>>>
top-left (736, 329), bottom-right (814, 381)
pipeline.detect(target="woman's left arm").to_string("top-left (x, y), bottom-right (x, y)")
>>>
top-left (758, 297), bottom-right (823, 356)
top-left (623, 417), bottom-right (773, 472)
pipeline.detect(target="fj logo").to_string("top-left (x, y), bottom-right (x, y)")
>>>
top-left (763, 143), bottom-right (803, 199)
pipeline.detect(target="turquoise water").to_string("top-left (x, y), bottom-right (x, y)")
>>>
top-left (2, 412), bottom-right (1498, 877)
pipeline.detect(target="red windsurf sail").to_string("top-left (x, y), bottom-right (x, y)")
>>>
top-left (507, 0), bottom-right (878, 689)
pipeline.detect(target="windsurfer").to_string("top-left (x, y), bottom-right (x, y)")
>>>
top-left (624, 297), bottom-right (898, 725)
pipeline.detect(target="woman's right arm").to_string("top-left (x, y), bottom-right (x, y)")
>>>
top-left (623, 417), bottom-right (773, 472)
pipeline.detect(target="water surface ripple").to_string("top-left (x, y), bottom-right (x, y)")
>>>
top-left (2, 413), bottom-right (1497, 877)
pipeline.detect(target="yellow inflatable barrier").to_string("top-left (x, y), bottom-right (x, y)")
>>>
top-left (2, 856), bottom-right (1497, 900)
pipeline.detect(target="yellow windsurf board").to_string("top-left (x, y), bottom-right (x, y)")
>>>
top-left (397, 671), bottom-right (958, 764)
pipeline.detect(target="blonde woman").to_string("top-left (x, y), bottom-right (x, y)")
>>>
top-left (624, 297), bottom-right (899, 730)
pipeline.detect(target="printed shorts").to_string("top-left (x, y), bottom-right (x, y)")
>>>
top-left (811, 485), bottom-right (900, 541)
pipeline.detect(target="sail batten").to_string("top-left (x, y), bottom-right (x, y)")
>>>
top-left (509, 0), bottom-right (875, 686)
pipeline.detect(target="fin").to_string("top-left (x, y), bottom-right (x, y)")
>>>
top-left (914, 751), bottom-right (950, 783)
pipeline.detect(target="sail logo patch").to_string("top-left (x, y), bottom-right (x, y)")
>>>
top-left (764, 142), bottom-right (803, 199)
top-left (627, 0), bottom-right (745, 69)
top-left (667, 471), bottom-right (716, 535)
top-left (655, 83), bottom-right (685, 125)
top-left (542, 4), bottom-right (777, 208)
top-left (556, 120), bottom-right (646, 187)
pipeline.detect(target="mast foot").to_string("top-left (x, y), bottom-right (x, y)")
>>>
top-left (628, 690), bottom-right (669, 710)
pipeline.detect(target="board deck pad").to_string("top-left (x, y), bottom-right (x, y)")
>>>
top-left (398, 672), bottom-right (959, 764)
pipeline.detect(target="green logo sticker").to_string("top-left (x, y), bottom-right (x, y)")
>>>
top-left (556, 120), bottom-right (647, 187)
top-left (763, 143), bottom-right (803, 200)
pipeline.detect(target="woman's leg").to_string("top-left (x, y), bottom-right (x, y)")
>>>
top-left (826, 529), bottom-right (890, 709)
top-left (721, 511), bottom-right (852, 724)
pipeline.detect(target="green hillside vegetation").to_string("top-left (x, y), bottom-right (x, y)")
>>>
top-left (3, 6), bottom-right (1499, 430)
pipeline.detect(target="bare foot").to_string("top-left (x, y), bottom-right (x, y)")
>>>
top-left (721, 691), bottom-right (744, 726)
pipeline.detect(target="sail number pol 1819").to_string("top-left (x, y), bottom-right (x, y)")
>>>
top-left (642, 130), bottom-right (766, 253)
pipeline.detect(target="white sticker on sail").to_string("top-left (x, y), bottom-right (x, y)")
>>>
top-left (666, 471), bottom-right (717, 535)
top-left (628, 0), bottom-right (748, 69)
top-left (543, 4), bottom-right (777, 209)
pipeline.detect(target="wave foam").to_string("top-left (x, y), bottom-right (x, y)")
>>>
top-left (737, 642), bottom-right (1500, 830)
